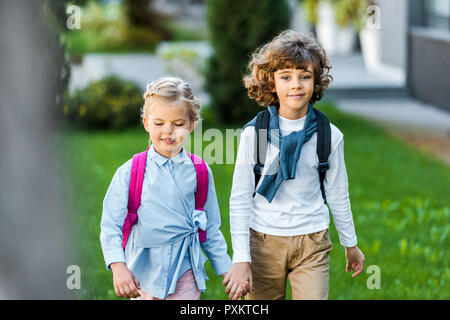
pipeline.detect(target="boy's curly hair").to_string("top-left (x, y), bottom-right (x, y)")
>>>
top-left (243, 30), bottom-right (333, 107)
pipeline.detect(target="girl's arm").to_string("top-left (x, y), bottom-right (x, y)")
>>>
top-left (199, 164), bottom-right (232, 276)
top-left (99, 160), bottom-right (131, 270)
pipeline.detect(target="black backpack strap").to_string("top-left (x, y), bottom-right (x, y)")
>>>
top-left (253, 110), bottom-right (270, 197)
top-left (313, 107), bottom-right (331, 204)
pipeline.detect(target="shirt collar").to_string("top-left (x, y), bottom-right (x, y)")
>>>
top-left (148, 144), bottom-right (189, 166)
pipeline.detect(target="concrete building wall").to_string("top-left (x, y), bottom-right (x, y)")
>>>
top-left (378, 0), bottom-right (408, 70)
top-left (408, 28), bottom-right (450, 112)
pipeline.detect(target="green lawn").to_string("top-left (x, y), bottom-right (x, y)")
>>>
top-left (56, 101), bottom-right (450, 300)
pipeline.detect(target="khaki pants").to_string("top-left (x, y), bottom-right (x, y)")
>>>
top-left (246, 228), bottom-right (333, 300)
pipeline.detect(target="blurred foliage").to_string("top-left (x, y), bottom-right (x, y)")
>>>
top-left (64, 76), bottom-right (143, 130)
top-left (205, 0), bottom-right (291, 124)
top-left (301, 0), bottom-right (374, 30)
top-left (158, 43), bottom-right (207, 98)
top-left (302, 0), bottom-right (320, 25)
top-left (65, 0), bottom-right (171, 53)
top-left (166, 20), bottom-right (207, 41)
top-left (123, 0), bottom-right (172, 40)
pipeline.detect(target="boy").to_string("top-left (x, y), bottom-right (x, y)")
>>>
top-left (222, 30), bottom-right (365, 300)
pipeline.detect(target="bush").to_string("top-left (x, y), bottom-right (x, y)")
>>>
top-left (65, 1), bottom-right (167, 53)
top-left (64, 76), bottom-right (143, 130)
top-left (205, 0), bottom-right (291, 124)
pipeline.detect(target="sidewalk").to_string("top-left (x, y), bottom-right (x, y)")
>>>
top-left (334, 97), bottom-right (450, 164)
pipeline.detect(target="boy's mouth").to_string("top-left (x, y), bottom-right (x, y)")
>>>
top-left (288, 93), bottom-right (305, 99)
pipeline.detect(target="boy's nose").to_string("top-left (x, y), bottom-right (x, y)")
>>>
top-left (292, 79), bottom-right (303, 89)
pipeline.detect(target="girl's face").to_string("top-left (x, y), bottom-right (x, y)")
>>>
top-left (142, 100), bottom-right (195, 158)
top-left (273, 64), bottom-right (315, 119)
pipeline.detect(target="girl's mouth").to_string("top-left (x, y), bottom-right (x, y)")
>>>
top-left (162, 138), bottom-right (176, 144)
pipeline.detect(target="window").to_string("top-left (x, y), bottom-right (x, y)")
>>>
top-left (424, 0), bottom-right (450, 30)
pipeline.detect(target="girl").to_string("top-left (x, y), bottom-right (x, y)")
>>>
top-left (100, 77), bottom-right (232, 300)
top-left (223, 31), bottom-right (365, 300)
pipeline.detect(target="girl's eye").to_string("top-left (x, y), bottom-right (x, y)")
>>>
top-left (302, 76), bottom-right (311, 80)
top-left (281, 76), bottom-right (290, 80)
top-left (154, 123), bottom-right (184, 126)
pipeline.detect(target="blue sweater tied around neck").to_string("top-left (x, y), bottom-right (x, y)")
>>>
top-left (250, 103), bottom-right (318, 203)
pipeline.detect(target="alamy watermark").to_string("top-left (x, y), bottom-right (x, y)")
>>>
top-left (66, 265), bottom-right (81, 290)
top-left (366, 5), bottom-right (381, 30)
top-left (366, 265), bottom-right (381, 290)
top-left (66, 5), bottom-right (81, 30)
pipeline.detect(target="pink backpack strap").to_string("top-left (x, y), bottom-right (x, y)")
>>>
top-left (188, 152), bottom-right (209, 242)
top-left (121, 146), bottom-right (149, 251)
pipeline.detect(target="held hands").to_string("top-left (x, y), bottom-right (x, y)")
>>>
top-left (110, 262), bottom-right (141, 298)
top-left (345, 246), bottom-right (365, 278)
top-left (222, 262), bottom-right (254, 300)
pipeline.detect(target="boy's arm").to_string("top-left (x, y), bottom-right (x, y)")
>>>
top-left (223, 127), bottom-right (256, 299)
top-left (99, 160), bottom-right (131, 270)
top-left (325, 136), bottom-right (365, 276)
top-left (199, 164), bottom-right (232, 276)
top-left (228, 127), bottom-right (256, 263)
top-left (324, 136), bottom-right (358, 247)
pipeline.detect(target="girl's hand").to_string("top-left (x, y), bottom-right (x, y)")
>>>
top-left (222, 262), bottom-right (254, 300)
top-left (345, 246), bottom-right (365, 278)
top-left (110, 262), bottom-right (141, 298)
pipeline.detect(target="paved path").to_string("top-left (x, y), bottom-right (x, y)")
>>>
top-left (335, 98), bottom-right (450, 136)
top-left (335, 97), bottom-right (450, 164)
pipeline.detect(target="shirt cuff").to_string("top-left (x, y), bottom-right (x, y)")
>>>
top-left (341, 238), bottom-right (358, 248)
top-left (339, 232), bottom-right (358, 248)
top-left (211, 256), bottom-right (233, 276)
top-left (232, 251), bottom-right (251, 263)
top-left (104, 250), bottom-right (126, 271)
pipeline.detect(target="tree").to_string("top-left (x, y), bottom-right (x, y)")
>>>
top-left (205, 0), bottom-right (291, 124)
top-left (123, 0), bottom-right (172, 40)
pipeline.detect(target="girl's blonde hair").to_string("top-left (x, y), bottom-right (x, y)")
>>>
top-left (141, 77), bottom-right (201, 125)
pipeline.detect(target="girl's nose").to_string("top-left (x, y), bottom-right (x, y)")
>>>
top-left (162, 125), bottom-right (174, 133)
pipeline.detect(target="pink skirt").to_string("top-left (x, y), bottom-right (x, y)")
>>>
top-left (132, 269), bottom-right (200, 300)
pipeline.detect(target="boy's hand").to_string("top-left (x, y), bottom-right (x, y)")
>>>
top-left (222, 262), bottom-right (254, 300)
top-left (110, 262), bottom-right (141, 298)
top-left (345, 246), bottom-right (365, 278)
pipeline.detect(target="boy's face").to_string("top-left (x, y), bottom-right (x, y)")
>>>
top-left (273, 64), bottom-right (315, 118)
top-left (142, 100), bottom-right (195, 158)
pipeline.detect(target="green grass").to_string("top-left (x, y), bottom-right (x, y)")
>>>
top-left (55, 101), bottom-right (450, 300)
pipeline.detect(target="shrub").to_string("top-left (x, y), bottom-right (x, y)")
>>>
top-left (64, 76), bottom-right (143, 130)
top-left (205, 0), bottom-right (291, 124)
top-left (65, 1), bottom-right (168, 53)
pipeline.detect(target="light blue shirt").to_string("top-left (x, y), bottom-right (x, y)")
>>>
top-left (100, 145), bottom-right (232, 299)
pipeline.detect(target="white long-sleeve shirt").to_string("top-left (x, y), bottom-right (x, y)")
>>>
top-left (229, 113), bottom-right (358, 263)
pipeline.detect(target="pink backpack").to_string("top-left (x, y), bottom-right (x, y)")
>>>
top-left (121, 146), bottom-right (208, 251)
